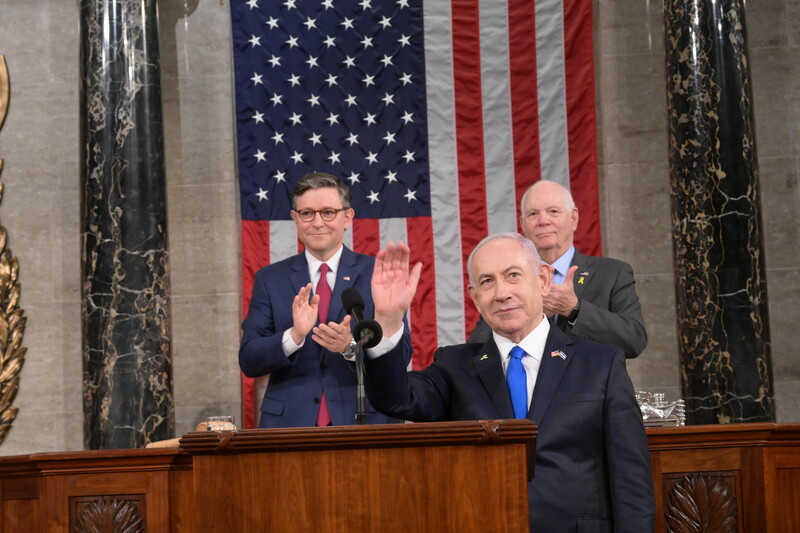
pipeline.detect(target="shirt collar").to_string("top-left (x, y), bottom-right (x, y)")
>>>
top-left (549, 245), bottom-right (575, 284)
top-left (305, 245), bottom-right (344, 278)
top-left (493, 315), bottom-right (550, 364)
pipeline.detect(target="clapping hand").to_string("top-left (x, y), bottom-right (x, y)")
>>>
top-left (290, 283), bottom-right (319, 345)
top-left (312, 315), bottom-right (353, 353)
top-left (543, 265), bottom-right (579, 317)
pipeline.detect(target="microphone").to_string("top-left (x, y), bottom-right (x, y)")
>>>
top-left (341, 288), bottom-right (383, 349)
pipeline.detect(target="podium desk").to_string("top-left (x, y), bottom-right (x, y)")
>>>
top-left (181, 419), bottom-right (535, 532)
top-left (0, 419), bottom-right (536, 533)
top-left (0, 447), bottom-right (191, 532)
top-left (647, 423), bottom-right (800, 533)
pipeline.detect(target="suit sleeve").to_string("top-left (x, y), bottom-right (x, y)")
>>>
top-left (603, 351), bottom-right (656, 532)
top-left (568, 261), bottom-right (647, 358)
top-left (238, 269), bottom-right (294, 377)
top-left (364, 342), bottom-right (449, 422)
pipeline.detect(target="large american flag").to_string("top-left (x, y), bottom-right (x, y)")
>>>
top-left (231, 0), bottom-right (601, 428)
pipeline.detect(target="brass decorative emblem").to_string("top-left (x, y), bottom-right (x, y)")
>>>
top-left (0, 55), bottom-right (7, 129)
top-left (0, 55), bottom-right (26, 446)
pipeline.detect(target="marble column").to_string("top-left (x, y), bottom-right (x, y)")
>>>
top-left (80, 0), bottom-right (173, 448)
top-left (663, 0), bottom-right (774, 424)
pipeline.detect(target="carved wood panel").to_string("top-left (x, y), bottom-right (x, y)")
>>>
top-left (662, 472), bottom-right (739, 533)
top-left (69, 494), bottom-right (146, 533)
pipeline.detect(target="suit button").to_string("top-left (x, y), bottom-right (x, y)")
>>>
top-left (321, 363), bottom-right (328, 372)
top-left (313, 397), bottom-right (320, 404)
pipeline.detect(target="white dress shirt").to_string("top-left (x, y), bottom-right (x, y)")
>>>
top-left (492, 316), bottom-right (550, 412)
top-left (282, 245), bottom-right (345, 355)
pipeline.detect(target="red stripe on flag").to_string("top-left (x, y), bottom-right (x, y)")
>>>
top-left (240, 219), bottom-right (271, 429)
top-left (452, 0), bottom-right (488, 339)
top-left (563, 0), bottom-right (602, 256)
top-left (508, 0), bottom-right (542, 228)
top-left (241, 220), bottom-right (271, 316)
top-left (406, 217), bottom-right (437, 369)
top-left (351, 218), bottom-right (381, 257)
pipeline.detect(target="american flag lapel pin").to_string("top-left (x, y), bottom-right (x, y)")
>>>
top-left (550, 350), bottom-right (567, 360)
top-left (342, 276), bottom-right (351, 281)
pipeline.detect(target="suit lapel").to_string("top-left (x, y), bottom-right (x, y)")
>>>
top-left (570, 251), bottom-right (594, 300)
top-left (529, 328), bottom-right (576, 424)
top-left (289, 253), bottom-right (311, 293)
top-left (474, 340), bottom-right (515, 419)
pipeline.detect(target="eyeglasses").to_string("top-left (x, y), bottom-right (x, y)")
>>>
top-left (293, 208), bottom-right (348, 222)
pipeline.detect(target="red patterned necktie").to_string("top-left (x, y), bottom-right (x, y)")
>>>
top-left (315, 263), bottom-right (332, 426)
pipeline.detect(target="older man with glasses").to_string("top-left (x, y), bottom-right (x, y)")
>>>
top-left (239, 172), bottom-right (411, 428)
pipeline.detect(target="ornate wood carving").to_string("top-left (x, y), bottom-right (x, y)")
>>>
top-left (665, 473), bottom-right (738, 533)
top-left (0, 54), bottom-right (27, 446)
top-left (70, 494), bottom-right (146, 533)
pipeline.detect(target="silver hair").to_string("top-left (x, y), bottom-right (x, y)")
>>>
top-left (467, 232), bottom-right (542, 287)
top-left (519, 179), bottom-right (576, 214)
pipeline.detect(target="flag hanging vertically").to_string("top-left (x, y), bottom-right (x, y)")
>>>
top-left (231, 0), bottom-right (600, 428)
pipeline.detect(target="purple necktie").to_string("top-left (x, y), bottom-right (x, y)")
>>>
top-left (316, 263), bottom-right (332, 426)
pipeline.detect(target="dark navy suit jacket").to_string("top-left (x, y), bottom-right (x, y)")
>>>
top-left (239, 246), bottom-right (411, 427)
top-left (365, 326), bottom-right (655, 533)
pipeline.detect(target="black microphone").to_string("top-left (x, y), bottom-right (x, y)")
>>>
top-left (341, 288), bottom-right (383, 349)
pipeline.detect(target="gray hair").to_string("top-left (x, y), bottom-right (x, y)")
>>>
top-left (467, 232), bottom-right (542, 286)
top-left (519, 179), bottom-right (576, 213)
top-left (291, 172), bottom-right (352, 210)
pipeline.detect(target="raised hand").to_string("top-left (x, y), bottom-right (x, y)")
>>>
top-left (371, 242), bottom-right (422, 336)
top-left (543, 265), bottom-right (579, 317)
top-left (290, 283), bottom-right (319, 345)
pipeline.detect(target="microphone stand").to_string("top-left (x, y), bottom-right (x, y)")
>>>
top-left (354, 340), bottom-right (367, 425)
top-left (353, 327), bottom-right (377, 425)
top-left (348, 306), bottom-right (382, 425)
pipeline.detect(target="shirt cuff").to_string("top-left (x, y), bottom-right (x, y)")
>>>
top-left (282, 328), bottom-right (304, 356)
top-left (366, 324), bottom-right (405, 359)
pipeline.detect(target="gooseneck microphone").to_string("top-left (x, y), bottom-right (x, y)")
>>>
top-left (341, 288), bottom-right (383, 349)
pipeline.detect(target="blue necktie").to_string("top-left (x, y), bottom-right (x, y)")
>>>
top-left (507, 346), bottom-right (528, 419)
